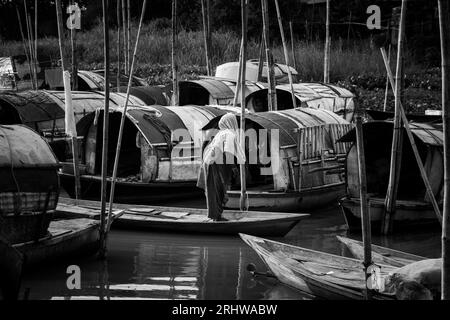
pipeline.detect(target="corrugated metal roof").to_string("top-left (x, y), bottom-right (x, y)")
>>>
top-left (0, 125), bottom-right (58, 168)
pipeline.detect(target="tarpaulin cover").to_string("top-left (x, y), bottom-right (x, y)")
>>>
top-left (0, 125), bottom-right (58, 168)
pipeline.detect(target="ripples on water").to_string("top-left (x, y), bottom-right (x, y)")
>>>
top-left (21, 201), bottom-right (442, 300)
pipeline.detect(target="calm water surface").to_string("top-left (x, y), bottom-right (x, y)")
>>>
top-left (21, 198), bottom-right (442, 300)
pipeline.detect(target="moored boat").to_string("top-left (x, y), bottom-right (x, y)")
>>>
top-left (338, 121), bottom-right (443, 232)
top-left (336, 236), bottom-right (425, 267)
top-left (240, 233), bottom-right (396, 300)
top-left (58, 197), bottom-right (308, 236)
top-left (202, 108), bottom-right (353, 212)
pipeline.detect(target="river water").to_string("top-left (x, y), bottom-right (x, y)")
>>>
top-left (21, 199), bottom-right (442, 300)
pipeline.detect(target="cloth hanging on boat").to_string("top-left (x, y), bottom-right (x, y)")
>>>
top-left (45, 69), bottom-right (63, 89)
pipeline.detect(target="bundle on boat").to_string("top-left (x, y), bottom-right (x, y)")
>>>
top-left (0, 124), bottom-right (59, 244)
top-left (338, 120), bottom-right (443, 231)
top-left (202, 107), bottom-right (353, 212)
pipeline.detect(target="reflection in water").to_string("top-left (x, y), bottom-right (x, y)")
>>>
top-left (20, 205), bottom-right (441, 300)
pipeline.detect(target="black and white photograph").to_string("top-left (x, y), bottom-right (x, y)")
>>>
top-left (0, 0), bottom-right (449, 308)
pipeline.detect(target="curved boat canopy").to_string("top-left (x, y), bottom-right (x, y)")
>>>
top-left (0, 90), bottom-right (146, 137)
top-left (0, 124), bottom-right (59, 214)
top-left (339, 120), bottom-right (444, 202)
top-left (215, 60), bottom-right (299, 83)
top-left (115, 86), bottom-right (169, 106)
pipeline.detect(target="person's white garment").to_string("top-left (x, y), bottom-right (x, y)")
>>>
top-left (203, 113), bottom-right (246, 165)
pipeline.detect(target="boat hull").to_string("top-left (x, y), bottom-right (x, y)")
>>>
top-left (339, 197), bottom-right (440, 232)
top-left (13, 218), bottom-right (100, 267)
top-left (240, 234), bottom-right (394, 300)
top-left (59, 172), bottom-right (203, 204)
top-left (58, 197), bottom-right (308, 237)
top-left (225, 183), bottom-right (345, 212)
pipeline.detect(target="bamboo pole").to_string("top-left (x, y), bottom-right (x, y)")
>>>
top-left (438, 0), bottom-right (450, 300)
top-left (15, 4), bottom-right (34, 90)
top-left (274, 0), bottom-right (297, 109)
top-left (127, 0), bottom-right (131, 73)
top-left (257, 33), bottom-right (265, 82)
top-left (206, 0), bottom-right (212, 73)
top-left (380, 47), bottom-right (442, 224)
top-left (107, 0), bottom-right (148, 233)
top-left (56, 0), bottom-right (81, 202)
top-left (240, 0), bottom-right (248, 212)
top-left (261, 0), bottom-right (277, 111)
top-left (289, 21), bottom-right (297, 70)
top-left (355, 108), bottom-right (373, 300)
top-left (34, 0), bottom-right (38, 88)
top-left (201, 0), bottom-right (212, 76)
top-left (324, 0), bottom-right (330, 83)
top-left (172, 0), bottom-right (179, 105)
top-left (383, 0), bottom-right (407, 235)
top-left (70, 1), bottom-right (79, 91)
top-left (24, 0), bottom-right (36, 89)
top-left (122, 0), bottom-right (127, 74)
top-left (117, 0), bottom-right (121, 91)
top-left (99, 0), bottom-right (111, 259)
top-left (383, 44), bottom-right (391, 112)
top-left (233, 41), bottom-right (243, 108)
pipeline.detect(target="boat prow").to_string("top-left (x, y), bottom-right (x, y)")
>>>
top-left (240, 233), bottom-right (396, 300)
top-left (336, 235), bottom-right (426, 267)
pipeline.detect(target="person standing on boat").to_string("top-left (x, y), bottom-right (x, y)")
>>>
top-left (197, 113), bottom-right (246, 221)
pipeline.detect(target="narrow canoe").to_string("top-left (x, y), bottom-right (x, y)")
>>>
top-left (57, 197), bottom-right (309, 237)
top-left (240, 233), bottom-right (396, 300)
top-left (12, 206), bottom-right (123, 267)
top-left (336, 236), bottom-right (425, 267)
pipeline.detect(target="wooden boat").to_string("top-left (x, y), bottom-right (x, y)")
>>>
top-left (58, 197), bottom-right (308, 236)
top-left (60, 105), bottom-right (226, 204)
top-left (338, 121), bottom-right (443, 231)
top-left (336, 236), bottom-right (425, 267)
top-left (240, 233), bottom-right (396, 300)
top-left (202, 109), bottom-right (353, 212)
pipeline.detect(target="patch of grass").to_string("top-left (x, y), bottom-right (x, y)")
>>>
top-left (0, 21), bottom-right (430, 89)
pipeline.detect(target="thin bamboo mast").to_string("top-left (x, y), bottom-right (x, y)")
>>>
top-left (23, 0), bottom-right (35, 89)
top-left (438, 0), bottom-right (450, 300)
top-left (323, 0), bottom-right (330, 83)
top-left (383, 0), bottom-right (407, 235)
top-left (34, 0), bottom-right (38, 88)
top-left (380, 48), bottom-right (442, 224)
top-left (70, 1), bottom-right (79, 91)
top-left (274, 0), bottom-right (297, 109)
top-left (233, 41), bottom-right (243, 108)
top-left (261, 0), bottom-right (277, 111)
top-left (99, 0), bottom-right (111, 258)
top-left (16, 5), bottom-right (34, 90)
top-left (240, 0), bottom-right (248, 212)
top-left (383, 45), bottom-right (391, 112)
top-left (289, 21), bottom-right (297, 70)
top-left (107, 0), bottom-right (148, 232)
top-left (56, 0), bottom-right (81, 201)
top-left (172, 0), bottom-right (179, 105)
top-left (201, 0), bottom-right (212, 76)
top-left (117, 0), bottom-right (121, 91)
top-left (127, 0), bottom-right (131, 73)
top-left (122, 0), bottom-right (127, 74)
top-left (355, 107), bottom-right (373, 300)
